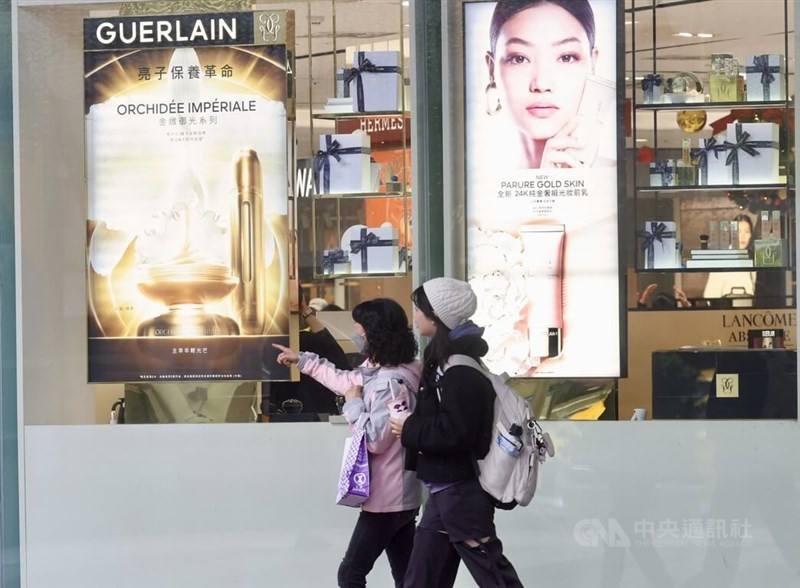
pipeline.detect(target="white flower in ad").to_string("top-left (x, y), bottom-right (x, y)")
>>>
top-left (468, 226), bottom-right (523, 275)
top-left (483, 326), bottom-right (534, 377)
top-left (470, 271), bottom-right (526, 327)
top-left (468, 226), bottom-right (531, 376)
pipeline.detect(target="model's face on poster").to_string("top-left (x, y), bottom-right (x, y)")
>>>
top-left (465, 0), bottom-right (620, 379)
top-left (489, 4), bottom-right (596, 142)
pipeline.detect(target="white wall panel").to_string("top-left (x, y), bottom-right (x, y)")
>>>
top-left (24, 421), bottom-right (800, 587)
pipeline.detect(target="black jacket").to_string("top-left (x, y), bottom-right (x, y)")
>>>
top-left (265, 328), bottom-right (350, 415)
top-left (401, 334), bottom-right (495, 483)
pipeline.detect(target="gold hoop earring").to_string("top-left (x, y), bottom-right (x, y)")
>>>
top-left (485, 82), bottom-right (501, 115)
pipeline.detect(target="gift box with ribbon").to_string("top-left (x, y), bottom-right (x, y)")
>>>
top-left (639, 221), bottom-right (679, 269)
top-left (322, 249), bottom-right (351, 275)
top-left (314, 132), bottom-right (371, 194)
top-left (342, 223), bottom-right (400, 274)
top-left (345, 51), bottom-right (401, 113)
top-left (724, 122), bottom-right (780, 185)
top-left (649, 160), bottom-right (676, 187)
top-left (691, 136), bottom-right (731, 185)
top-left (641, 73), bottom-right (663, 104)
top-left (336, 68), bottom-right (351, 99)
top-left (745, 54), bottom-right (785, 102)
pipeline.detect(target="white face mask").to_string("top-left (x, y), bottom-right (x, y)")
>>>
top-left (350, 333), bottom-right (367, 353)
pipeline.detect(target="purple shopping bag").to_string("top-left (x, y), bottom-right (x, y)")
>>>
top-left (336, 427), bottom-right (370, 507)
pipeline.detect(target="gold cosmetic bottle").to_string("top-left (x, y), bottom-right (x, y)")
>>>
top-left (231, 149), bottom-right (266, 335)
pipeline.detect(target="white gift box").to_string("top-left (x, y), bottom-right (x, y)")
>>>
top-left (745, 54), bottom-right (785, 102)
top-left (322, 249), bottom-right (351, 275)
top-left (335, 68), bottom-right (350, 99)
top-left (640, 74), bottom-right (663, 104)
top-left (315, 131), bottom-right (371, 194)
top-left (641, 221), bottom-right (679, 269)
top-left (649, 160), bottom-right (676, 187)
top-left (370, 163), bottom-right (381, 192)
top-left (342, 223), bottom-right (400, 274)
top-left (694, 136), bottom-right (732, 185)
top-left (347, 51), bottom-right (401, 113)
top-left (724, 122), bottom-right (780, 185)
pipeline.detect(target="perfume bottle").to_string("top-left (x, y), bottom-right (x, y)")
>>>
top-left (720, 220), bottom-right (731, 249)
top-left (760, 210), bottom-right (772, 238)
top-left (708, 221), bottom-right (719, 250)
top-left (730, 221), bottom-right (740, 249)
top-left (710, 54), bottom-right (740, 102)
top-left (771, 210), bottom-right (782, 239)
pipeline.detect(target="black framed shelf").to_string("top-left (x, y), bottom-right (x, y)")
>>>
top-left (636, 183), bottom-right (791, 193)
top-left (635, 101), bottom-right (791, 112)
top-left (625, 0), bottom-right (718, 12)
top-left (637, 267), bottom-right (794, 274)
top-left (312, 111), bottom-right (409, 120)
top-left (629, 304), bottom-right (797, 312)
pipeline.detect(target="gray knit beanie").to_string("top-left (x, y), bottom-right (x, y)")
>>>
top-left (421, 277), bottom-right (478, 330)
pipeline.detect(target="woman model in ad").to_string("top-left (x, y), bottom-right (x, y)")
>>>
top-left (485, 0), bottom-right (613, 169)
top-left (466, 0), bottom-right (621, 380)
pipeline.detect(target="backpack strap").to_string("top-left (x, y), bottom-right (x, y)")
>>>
top-left (443, 354), bottom-right (484, 373)
top-left (436, 354), bottom-right (484, 402)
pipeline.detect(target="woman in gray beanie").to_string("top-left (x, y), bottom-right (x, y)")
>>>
top-left (390, 277), bottom-right (523, 587)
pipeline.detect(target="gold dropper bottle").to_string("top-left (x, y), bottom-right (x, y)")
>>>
top-left (231, 148), bottom-right (266, 335)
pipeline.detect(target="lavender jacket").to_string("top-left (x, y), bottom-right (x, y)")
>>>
top-left (298, 352), bottom-right (422, 513)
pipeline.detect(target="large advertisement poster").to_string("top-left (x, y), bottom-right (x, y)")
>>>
top-left (85, 11), bottom-right (294, 382)
top-left (465, 0), bottom-right (621, 378)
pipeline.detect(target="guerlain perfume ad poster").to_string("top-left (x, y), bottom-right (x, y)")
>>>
top-left (84, 11), bottom-right (294, 382)
top-left (464, 0), bottom-right (621, 378)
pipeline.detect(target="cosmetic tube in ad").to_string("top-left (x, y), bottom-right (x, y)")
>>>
top-left (519, 225), bottom-right (565, 364)
top-left (231, 148), bottom-right (266, 335)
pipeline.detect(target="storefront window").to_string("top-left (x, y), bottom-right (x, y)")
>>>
top-left (15, 0), bottom-right (411, 425)
top-left (11, 0), bottom-right (797, 430)
top-left (623, 0), bottom-right (796, 419)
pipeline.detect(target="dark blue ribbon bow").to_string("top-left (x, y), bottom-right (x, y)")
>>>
top-left (350, 228), bottom-right (398, 272)
top-left (313, 135), bottom-right (368, 193)
top-left (344, 52), bottom-right (401, 112)
top-left (723, 124), bottom-right (779, 184)
top-left (639, 222), bottom-right (676, 268)
top-left (690, 137), bottom-right (728, 184)
top-left (651, 161), bottom-right (675, 187)
top-left (641, 73), bottom-right (662, 93)
top-left (322, 248), bottom-right (349, 273)
top-left (745, 55), bottom-right (781, 101)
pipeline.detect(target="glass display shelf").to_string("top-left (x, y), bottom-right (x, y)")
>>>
top-left (316, 271), bottom-right (409, 280)
top-left (635, 100), bottom-right (791, 111)
top-left (311, 191), bottom-right (410, 200)
top-left (636, 183), bottom-right (791, 193)
top-left (312, 111), bottom-right (409, 120)
top-left (637, 267), bottom-right (794, 274)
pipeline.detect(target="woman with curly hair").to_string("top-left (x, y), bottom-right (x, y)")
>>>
top-left (273, 298), bottom-right (422, 587)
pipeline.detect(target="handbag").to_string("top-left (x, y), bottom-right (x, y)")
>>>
top-left (336, 425), bottom-right (370, 507)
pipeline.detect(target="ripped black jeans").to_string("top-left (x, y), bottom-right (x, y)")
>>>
top-left (402, 479), bottom-right (523, 588)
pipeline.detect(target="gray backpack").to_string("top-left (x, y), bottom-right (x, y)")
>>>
top-left (443, 354), bottom-right (555, 509)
